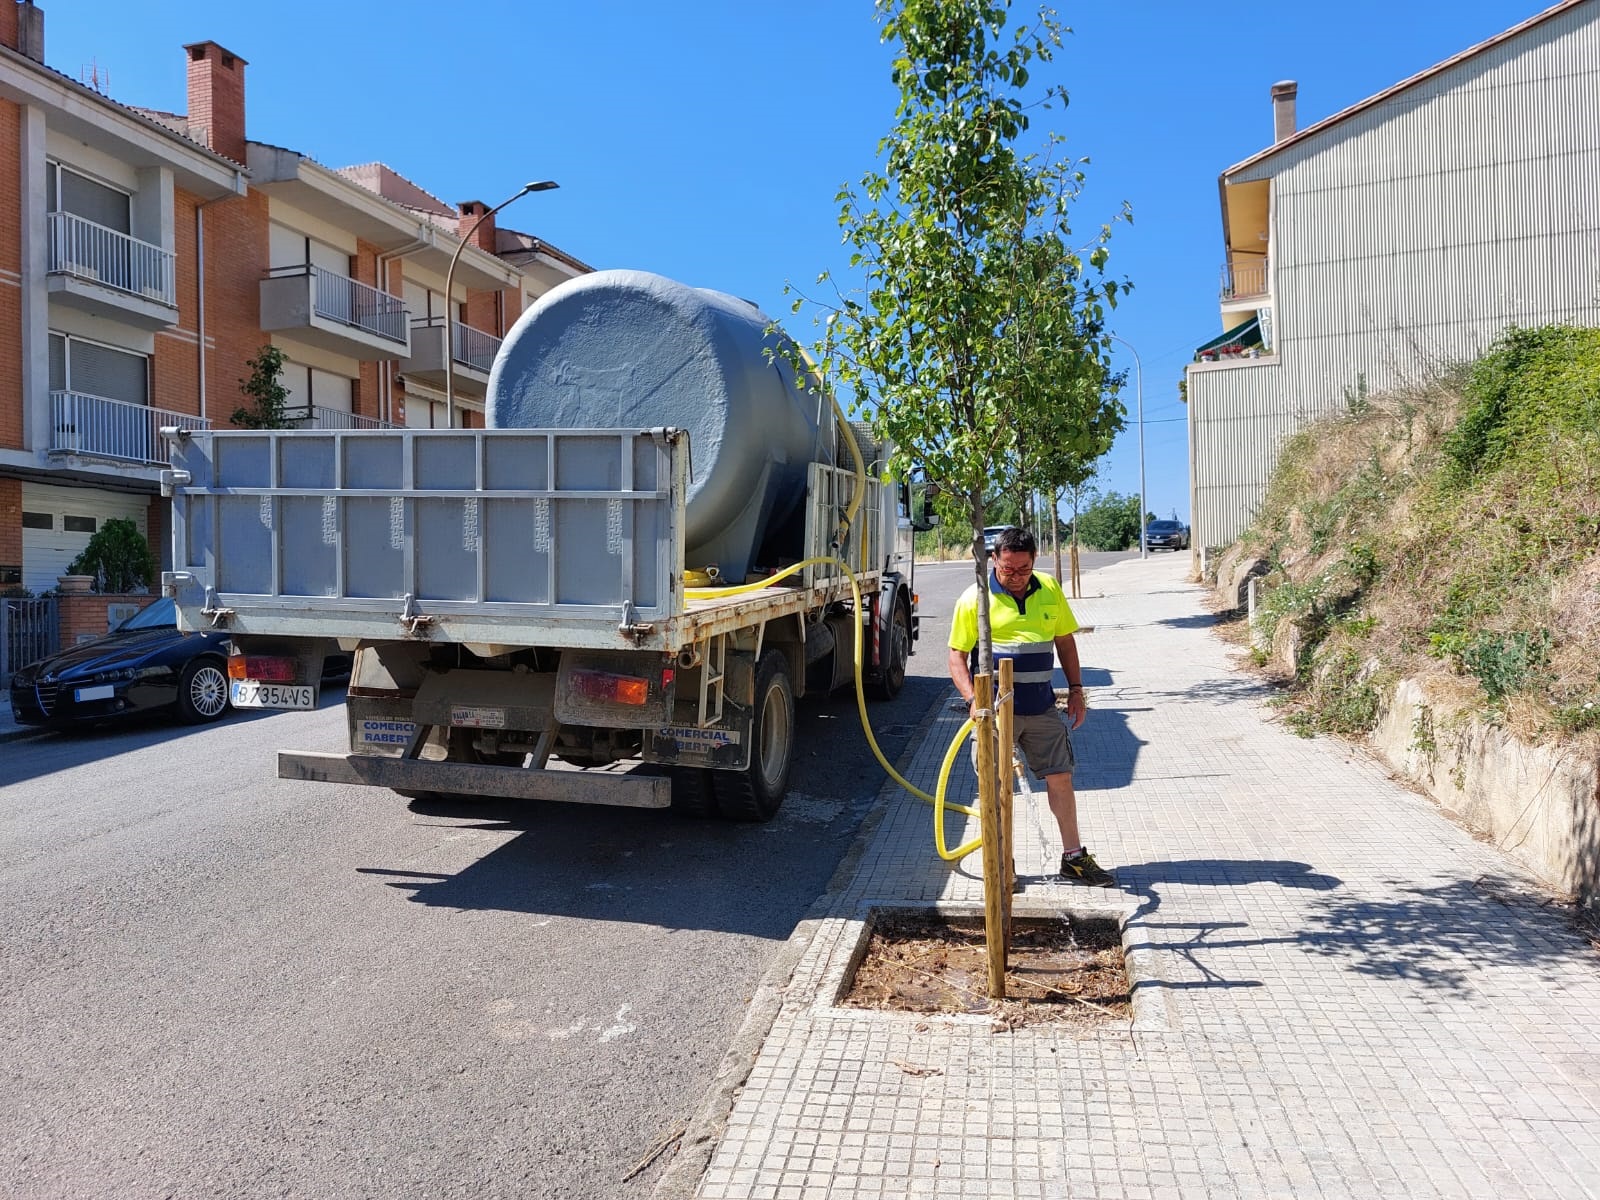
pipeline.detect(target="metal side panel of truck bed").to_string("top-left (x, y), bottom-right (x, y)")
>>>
top-left (161, 426), bottom-right (881, 653)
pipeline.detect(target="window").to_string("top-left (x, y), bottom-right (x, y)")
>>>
top-left (48, 333), bottom-right (150, 406)
top-left (63, 515), bottom-right (97, 534)
top-left (46, 161), bottom-right (131, 233)
top-left (21, 512), bottom-right (52, 530)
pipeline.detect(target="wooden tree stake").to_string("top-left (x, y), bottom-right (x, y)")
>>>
top-left (975, 672), bottom-right (1006, 999)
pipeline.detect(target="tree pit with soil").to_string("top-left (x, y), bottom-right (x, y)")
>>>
top-left (841, 909), bottom-right (1131, 1032)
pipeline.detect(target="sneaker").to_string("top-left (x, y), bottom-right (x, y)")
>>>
top-left (1059, 848), bottom-right (1117, 888)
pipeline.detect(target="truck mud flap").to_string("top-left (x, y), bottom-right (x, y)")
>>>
top-left (279, 751), bottom-right (670, 808)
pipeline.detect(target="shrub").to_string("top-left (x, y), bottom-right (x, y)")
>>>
top-left (1458, 629), bottom-right (1551, 703)
top-left (66, 519), bottom-right (156, 594)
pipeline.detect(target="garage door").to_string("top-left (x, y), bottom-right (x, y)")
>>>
top-left (21, 482), bottom-right (149, 594)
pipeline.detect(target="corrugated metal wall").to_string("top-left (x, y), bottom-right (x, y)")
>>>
top-left (1190, 2), bottom-right (1600, 551)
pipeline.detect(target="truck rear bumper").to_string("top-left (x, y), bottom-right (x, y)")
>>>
top-left (278, 752), bottom-right (671, 808)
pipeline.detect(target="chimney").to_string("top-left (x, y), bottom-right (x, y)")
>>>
top-left (1271, 80), bottom-right (1298, 143)
top-left (15, 1), bottom-right (43, 63)
top-left (457, 201), bottom-right (497, 252)
top-left (183, 40), bottom-right (247, 162)
top-left (2, 1), bottom-right (41, 59)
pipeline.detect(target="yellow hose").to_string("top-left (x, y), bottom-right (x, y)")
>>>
top-left (687, 554), bottom-right (984, 862)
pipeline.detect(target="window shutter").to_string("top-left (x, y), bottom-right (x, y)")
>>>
top-left (59, 168), bottom-right (131, 234)
top-left (67, 341), bottom-right (149, 405)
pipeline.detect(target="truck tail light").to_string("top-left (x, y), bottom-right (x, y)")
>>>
top-left (229, 655), bottom-right (296, 682)
top-left (570, 669), bottom-right (650, 706)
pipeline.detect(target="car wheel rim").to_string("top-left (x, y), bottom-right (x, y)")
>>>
top-left (191, 665), bottom-right (228, 717)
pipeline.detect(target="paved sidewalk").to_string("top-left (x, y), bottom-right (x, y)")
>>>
top-left (684, 555), bottom-right (1600, 1199)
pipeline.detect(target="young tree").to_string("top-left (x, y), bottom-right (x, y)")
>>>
top-left (794, 0), bottom-right (1129, 678)
top-left (233, 345), bottom-right (291, 430)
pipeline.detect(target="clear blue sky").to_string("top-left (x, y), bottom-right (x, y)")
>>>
top-left (42, 0), bottom-right (1553, 521)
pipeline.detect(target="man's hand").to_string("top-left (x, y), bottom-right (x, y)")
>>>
top-left (1065, 687), bottom-right (1087, 730)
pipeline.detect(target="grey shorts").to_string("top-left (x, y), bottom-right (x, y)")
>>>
top-left (971, 708), bottom-right (1075, 778)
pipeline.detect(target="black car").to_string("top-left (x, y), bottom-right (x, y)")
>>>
top-left (9, 597), bottom-right (232, 727)
top-left (1144, 520), bottom-right (1190, 551)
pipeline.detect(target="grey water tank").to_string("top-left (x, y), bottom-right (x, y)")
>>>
top-left (487, 269), bottom-right (833, 582)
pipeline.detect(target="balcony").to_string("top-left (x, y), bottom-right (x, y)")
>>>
top-left (282, 404), bottom-right (398, 431)
top-left (400, 317), bottom-right (502, 398)
top-left (260, 264), bottom-right (411, 360)
top-left (46, 212), bottom-right (178, 330)
top-left (1220, 256), bottom-right (1270, 304)
top-left (49, 391), bottom-right (209, 466)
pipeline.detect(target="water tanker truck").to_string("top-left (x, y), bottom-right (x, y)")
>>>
top-left (162, 270), bottom-right (925, 821)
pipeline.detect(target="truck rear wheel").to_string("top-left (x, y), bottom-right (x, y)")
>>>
top-left (712, 652), bottom-right (794, 822)
top-left (669, 767), bottom-right (717, 818)
top-left (868, 600), bottom-right (910, 701)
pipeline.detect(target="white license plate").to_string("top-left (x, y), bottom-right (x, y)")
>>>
top-left (74, 684), bottom-right (115, 702)
top-left (229, 680), bottom-right (315, 710)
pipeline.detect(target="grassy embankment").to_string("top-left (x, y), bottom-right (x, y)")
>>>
top-left (1233, 324), bottom-right (1600, 752)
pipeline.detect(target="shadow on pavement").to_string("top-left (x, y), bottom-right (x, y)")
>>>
top-left (357, 793), bottom-right (858, 939)
top-left (1156, 613), bottom-right (1221, 630)
top-left (1117, 859), bottom-right (1589, 998)
top-left (353, 678), bottom-right (951, 938)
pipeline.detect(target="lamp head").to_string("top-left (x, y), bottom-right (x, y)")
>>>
top-left (522, 180), bottom-right (560, 194)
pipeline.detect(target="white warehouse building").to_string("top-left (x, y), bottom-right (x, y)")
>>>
top-left (1186, 0), bottom-right (1600, 555)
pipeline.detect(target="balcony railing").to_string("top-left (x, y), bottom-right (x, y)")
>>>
top-left (282, 404), bottom-right (398, 431)
top-left (269, 264), bottom-right (408, 345)
top-left (455, 321), bottom-right (501, 373)
top-left (1220, 257), bottom-right (1269, 301)
top-left (411, 316), bottom-right (502, 373)
top-left (47, 211), bottom-right (175, 306)
top-left (50, 391), bottom-right (209, 465)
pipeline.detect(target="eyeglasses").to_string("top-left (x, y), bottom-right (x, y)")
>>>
top-left (994, 563), bottom-right (1035, 579)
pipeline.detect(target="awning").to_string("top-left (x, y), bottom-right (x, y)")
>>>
top-left (1194, 315), bottom-right (1262, 359)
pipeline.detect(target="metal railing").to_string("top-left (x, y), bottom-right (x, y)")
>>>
top-left (453, 321), bottom-right (501, 372)
top-left (282, 405), bottom-right (398, 431)
top-left (47, 211), bottom-right (176, 306)
top-left (49, 390), bottom-right (210, 465)
top-left (1220, 257), bottom-right (1270, 301)
top-left (281, 265), bottom-right (408, 344)
top-left (412, 316), bottom-right (503, 372)
top-left (1, 596), bottom-right (58, 686)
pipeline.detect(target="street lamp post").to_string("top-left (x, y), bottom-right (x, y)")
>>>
top-left (1107, 333), bottom-right (1147, 560)
top-left (444, 180), bottom-right (559, 426)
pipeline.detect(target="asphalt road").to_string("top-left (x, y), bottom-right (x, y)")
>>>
top-left (0, 551), bottom-right (1130, 1199)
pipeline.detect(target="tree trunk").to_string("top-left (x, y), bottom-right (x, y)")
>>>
top-left (970, 492), bottom-right (993, 680)
top-left (1050, 488), bottom-right (1063, 583)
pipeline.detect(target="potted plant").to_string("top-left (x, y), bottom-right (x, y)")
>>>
top-left (65, 518), bottom-right (156, 594)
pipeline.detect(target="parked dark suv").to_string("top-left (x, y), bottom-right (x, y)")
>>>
top-left (1144, 520), bottom-right (1190, 551)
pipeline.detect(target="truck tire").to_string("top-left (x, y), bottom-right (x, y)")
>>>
top-left (669, 767), bottom-right (718, 818)
top-left (712, 652), bottom-right (794, 822)
top-left (868, 599), bottom-right (911, 701)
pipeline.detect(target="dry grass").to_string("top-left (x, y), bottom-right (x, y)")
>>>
top-left (1236, 352), bottom-right (1600, 751)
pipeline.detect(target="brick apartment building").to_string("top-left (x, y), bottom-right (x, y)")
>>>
top-left (0, 0), bottom-right (589, 600)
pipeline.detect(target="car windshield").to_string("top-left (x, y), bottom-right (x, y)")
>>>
top-left (116, 597), bottom-right (176, 632)
top-left (1147, 521), bottom-right (1182, 533)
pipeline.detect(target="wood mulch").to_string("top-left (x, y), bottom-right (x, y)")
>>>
top-left (841, 911), bottom-right (1131, 1032)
